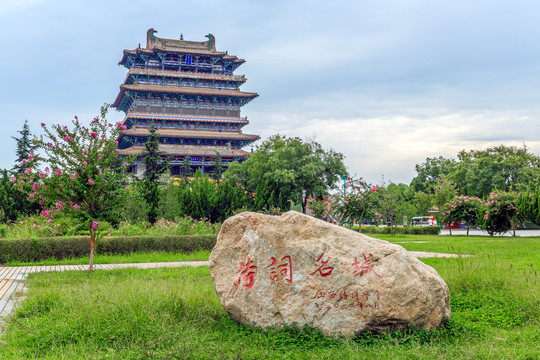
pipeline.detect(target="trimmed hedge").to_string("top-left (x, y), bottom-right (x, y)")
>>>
top-left (0, 235), bottom-right (216, 264)
top-left (350, 226), bottom-right (441, 235)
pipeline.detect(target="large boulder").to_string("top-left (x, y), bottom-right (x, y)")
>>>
top-left (209, 211), bottom-right (450, 337)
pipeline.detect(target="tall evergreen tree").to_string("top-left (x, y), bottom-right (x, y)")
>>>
top-left (12, 120), bottom-right (37, 174)
top-left (211, 151), bottom-right (224, 184)
top-left (142, 123), bottom-right (169, 224)
top-left (180, 156), bottom-right (192, 184)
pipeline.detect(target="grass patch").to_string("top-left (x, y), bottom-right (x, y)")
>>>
top-left (0, 236), bottom-right (538, 359)
top-left (2, 249), bottom-right (211, 266)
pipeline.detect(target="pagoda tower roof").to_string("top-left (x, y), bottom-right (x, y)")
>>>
top-left (119, 128), bottom-right (260, 142)
top-left (113, 84), bottom-right (258, 108)
top-left (119, 29), bottom-right (245, 67)
top-left (118, 144), bottom-right (250, 158)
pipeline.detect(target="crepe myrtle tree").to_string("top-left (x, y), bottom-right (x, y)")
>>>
top-left (16, 105), bottom-right (133, 271)
top-left (333, 176), bottom-right (381, 231)
top-left (440, 195), bottom-right (483, 235)
top-left (479, 191), bottom-right (525, 236)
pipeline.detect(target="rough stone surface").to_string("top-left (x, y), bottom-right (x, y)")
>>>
top-left (209, 211), bottom-right (451, 337)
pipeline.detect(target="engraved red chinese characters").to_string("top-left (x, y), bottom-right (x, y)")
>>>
top-left (233, 256), bottom-right (258, 289)
top-left (310, 253), bottom-right (334, 278)
top-left (266, 255), bottom-right (293, 284)
top-left (352, 253), bottom-right (382, 278)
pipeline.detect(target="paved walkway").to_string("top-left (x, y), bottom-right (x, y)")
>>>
top-left (0, 252), bottom-right (465, 334)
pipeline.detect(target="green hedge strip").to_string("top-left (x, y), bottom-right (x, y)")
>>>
top-left (0, 235), bottom-right (216, 264)
top-left (350, 226), bottom-right (442, 235)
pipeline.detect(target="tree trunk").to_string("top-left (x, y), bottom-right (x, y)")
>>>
top-left (467, 224), bottom-right (470, 236)
top-left (357, 223), bottom-right (362, 233)
top-left (449, 227), bottom-right (452, 236)
top-left (89, 222), bottom-right (96, 272)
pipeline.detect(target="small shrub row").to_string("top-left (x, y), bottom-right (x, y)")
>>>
top-left (0, 235), bottom-right (216, 264)
top-left (354, 226), bottom-right (441, 235)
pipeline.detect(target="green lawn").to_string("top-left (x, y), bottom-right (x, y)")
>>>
top-left (0, 235), bottom-right (538, 359)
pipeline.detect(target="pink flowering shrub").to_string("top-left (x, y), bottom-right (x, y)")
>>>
top-left (440, 195), bottom-right (483, 234)
top-left (478, 191), bottom-right (525, 236)
top-left (306, 196), bottom-right (332, 219)
top-left (16, 105), bottom-right (134, 270)
top-left (333, 177), bottom-right (380, 231)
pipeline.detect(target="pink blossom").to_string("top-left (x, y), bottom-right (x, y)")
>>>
top-left (64, 136), bottom-right (72, 142)
top-left (70, 174), bottom-right (77, 179)
top-left (83, 150), bottom-right (89, 155)
top-left (75, 116), bottom-right (78, 120)
top-left (92, 221), bottom-right (100, 229)
top-left (55, 169), bottom-right (62, 176)
top-left (73, 204), bottom-right (80, 210)
top-left (39, 172), bottom-right (45, 178)
top-left (32, 183), bottom-right (40, 191)
top-left (41, 123), bottom-right (45, 127)
top-left (121, 162), bottom-right (127, 167)
top-left (29, 193), bottom-right (35, 199)
top-left (83, 159), bottom-right (89, 163)
top-left (88, 179), bottom-right (95, 185)
top-left (39, 199), bottom-right (44, 205)
top-left (22, 159), bottom-right (27, 164)
top-left (41, 210), bottom-right (49, 217)
top-left (24, 168), bottom-right (32, 174)
top-left (100, 135), bottom-right (106, 141)
top-left (90, 132), bottom-right (98, 138)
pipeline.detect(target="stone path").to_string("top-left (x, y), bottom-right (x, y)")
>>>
top-left (0, 252), bottom-right (465, 334)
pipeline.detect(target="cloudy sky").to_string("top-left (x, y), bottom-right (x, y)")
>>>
top-left (1, 0), bottom-right (539, 184)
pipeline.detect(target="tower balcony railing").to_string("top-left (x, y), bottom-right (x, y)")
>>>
top-left (128, 66), bottom-right (245, 81)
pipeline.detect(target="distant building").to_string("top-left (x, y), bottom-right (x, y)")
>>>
top-left (113, 28), bottom-right (259, 176)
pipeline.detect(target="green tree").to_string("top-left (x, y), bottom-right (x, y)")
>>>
top-left (0, 169), bottom-right (40, 222)
top-left (19, 106), bottom-right (132, 271)
top-left (433, 175), bottom-right (458, 210)
top-left (211, 151), bottom-right (224, 184)
top-left (451, 145), bottom-right (540, 198)
top-left (11, 120), bottom-right (38, 174)
top-left (410, 156), bottom-right (454, 194)
top-left (224, 135), bottom-right (347, 213)
top-left (413, 192), bottom-right (434, 216)
top-left (377, 180), bottom-right (418, 234)
top-left (141, 123), bottom-right (169, 224)
top-left (180, 156), bottom-right (192, 183)
top-left (517, 188), bottom-right (540, 226)
top-left (440, 195), bottom-right (483, 235)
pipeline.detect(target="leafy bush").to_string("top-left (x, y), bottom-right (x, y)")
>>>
top-left (2, 215), bottom-right (219, 239)
top-left (0, 235), bottom-right (216, 264)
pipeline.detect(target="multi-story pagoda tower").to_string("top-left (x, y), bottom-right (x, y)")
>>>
top-left (113, 28), bottom-right (259, 175)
